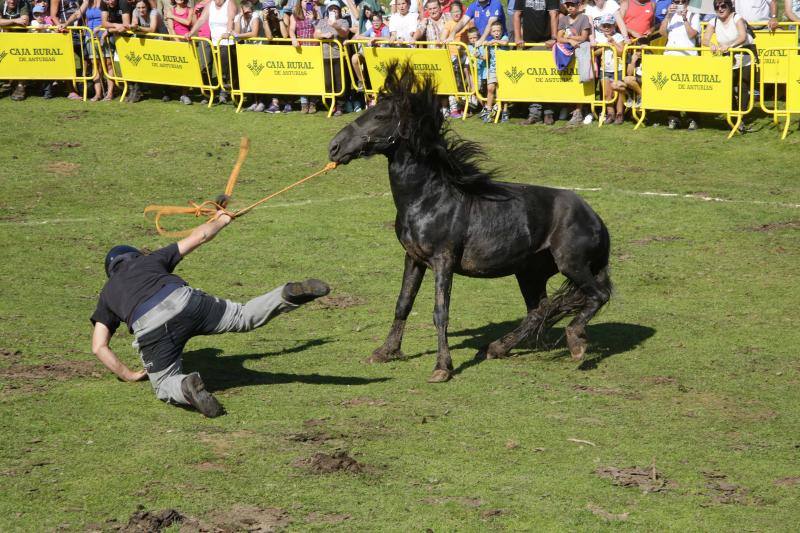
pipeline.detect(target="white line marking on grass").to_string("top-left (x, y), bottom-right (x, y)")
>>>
top-left (0, 217), bottom-right (94, 226)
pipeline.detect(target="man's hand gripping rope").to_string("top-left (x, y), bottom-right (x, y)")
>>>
top-left (144, 137), bottom-right (337, 237)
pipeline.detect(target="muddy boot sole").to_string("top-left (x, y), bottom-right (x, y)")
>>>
top-left (181, 373), bottom-right (224, 418)
top-left (282, 279), bottom-right (330, 305)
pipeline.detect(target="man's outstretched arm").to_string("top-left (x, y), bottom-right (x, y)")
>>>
top-left (177, 211), bottom-right (232, 257)
top-left (91, 322), bottom-right (147, 382)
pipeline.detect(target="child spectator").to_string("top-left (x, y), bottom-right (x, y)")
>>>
top-left (445, 0), bottom-right (471, 117)
top-left (314, 0), bottom-right (350, 115)
top-left (234, 0), bottom-right (266, 112)
top-left (289, 0), bottom-right (318, 113)
top-left (556, 0), bottom-right (591, 125)
top-left (31, 4), bottom-right (48, 27)
top-left (592, 14), bottom-right (625, 124)
top-left (484, 19), bottom-right (508, 122)
top-left (467, 26), bottom-right (489, 119)
top-left (351, 10), bottom-right (389, 94)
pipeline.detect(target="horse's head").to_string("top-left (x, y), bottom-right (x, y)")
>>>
top-left (329, 60), bottom-right (443, 164)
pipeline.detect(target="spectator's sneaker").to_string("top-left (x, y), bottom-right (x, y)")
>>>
top-left (543, 112), bottom-right (555, 125)
top-left (604, 111), bottom-right (615, 125)
top-left (181, 372), bottom-right (224, 418)
top-left (254, 102), bottom-right (265, 113)
top-left (43, 83), bottom-right (54, 99)
top-left (477, 107), bottom-right (490, 120)
top-left (282, 279), bottom-right (330, 305)
top-left (624, 97), bottom-right (634, 108)
top-left (200, 98), bottom-right (209, 105)
top-left (668, 117), bottom-right (680, 130)
top-left (10, 84), bottom-right (26, 101)
top-left (300, 103), bottom-right (309, 113)
top-left (218, 91), bottom-right (229, 105)
top-left (180, 95), bottom-right (192, 105)
top-left (633, 96), bottom-right (642, 108)
top-left (614, 113), bottom-right (625, 125)
top-left (128, 88), bottom-right (142, 103)
top-left (353, 102), bottom-right (363, 113)
top-left (500, 109), bottom-right (510, 123)
top-left (265, 103), bottom-right (280, 113)
top-left (245, 102), bottom-right (258, 112)
top-left (308, 102), bottom-right (317, 114)
top-left (282, 104), bottom-right (292, 113)
top-left (67, 91), bottom-right (82, 100)
top-left (568, 110), bottom-right (583, 126)
top-left (687, 119), bottom-right (698, 131)
top-left (161, 94), bottom-right (171, 103)
top-left (449, 109), bottom-right (463, 119)
top-left (582, 113), bottom-right (594, 125)
top-left (558, 107), bottom-right (569, 121)
top-left (333, 105), bottom-right (344, 116)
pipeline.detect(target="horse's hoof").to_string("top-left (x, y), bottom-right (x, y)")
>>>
top-left (365, 348), bottom-right (403, 364)
top-left (570, 346), bottom-right (586, 361)
top-left (566, 328), bottom-right (587, 361)
top-left (481, 344), bottom-right (507, 360)
top-left (427, 369), bottom-right (451, 383)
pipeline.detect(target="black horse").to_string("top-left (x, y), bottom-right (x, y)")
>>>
top-left (328, 62), bottom-right (612, 383)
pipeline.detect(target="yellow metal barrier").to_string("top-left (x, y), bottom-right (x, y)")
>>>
top-left (759, 47), bottom-right (800, 139)
top-left (493, 43), bottom-right (617, 125)
top-left (96, 31), bottom-right (219, 106)
top-left (230, 38), bottom-right (345, 116)
top-left (345, 39), bottom-right (477, 119)
top-left (624, 45), bottom-right (755, 138)
top-left (0, 26), bottom-right (97, 100)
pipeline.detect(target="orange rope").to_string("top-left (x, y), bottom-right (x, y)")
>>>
top-left (143, 136), bottom-right (337, 238)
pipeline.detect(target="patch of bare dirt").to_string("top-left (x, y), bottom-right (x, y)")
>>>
top-left (586, 503), bottom-right (629, 521)
top-left (480, 509), bottom-right (503, 519)
top-left (702, 471), bottom-right (750, 505)
top-left (60, 110), bottom-right (88, 120)
top-left (193, 461), bottom-right (226, 472)
top-left (340, 397), bottom-right (387, 407)
top-left (49, 141), bottom-right (82, 150)
top-left (630, 235), bottom-right (683, 245)
top-left (313, 294), bottom-right (366, 310)
top-left (596, 465), bottom-right (675, 493)
top-left (0, 348), bottom-right (21, 358)
top-left (286, 431), bottom-right (333, 443)
top-left (305, 512), bottom-right (351, 524)
top-left (193, 505), bottom-right (291, 532)
top-left (43, 161), bottom-right (80, 177)
top-left (774, 477), bottom-right (800, 487)
top-left (0, 360), bottom-right (101, 381)
top-left (293, 451), bottom-right (366, 474)
top-left (748, 220), bottom-right (800, 232)
top-left (118, 508), bottom-right (185, 532)
top-left (302, 418), bottom-right (329, 427)
top-left (421, 496), bottom-right (485, 508)
top-left (642, 376), bottom-right (678, 385)
top-left (196, 430), bottom-right (254, 458)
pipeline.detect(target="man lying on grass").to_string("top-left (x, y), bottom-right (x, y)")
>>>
top-left (90, 210), bottom-right (329, 418)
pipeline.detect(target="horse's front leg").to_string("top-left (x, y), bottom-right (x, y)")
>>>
top-left (367, 253), bottom-right (426, 363)
top-left (428, 260), bottom-right (454, 383)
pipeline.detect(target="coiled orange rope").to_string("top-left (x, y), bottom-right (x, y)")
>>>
top-left (143, 137), bottom-right (337, 237)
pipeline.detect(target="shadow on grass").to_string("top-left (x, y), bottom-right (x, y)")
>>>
top-left (443, 321), bottom-right (656, 376)
top-left (183, 338), bottom-right (391, 392)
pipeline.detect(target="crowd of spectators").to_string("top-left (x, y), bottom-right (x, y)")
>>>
top-left (0, 0), bottom-right (790, 128)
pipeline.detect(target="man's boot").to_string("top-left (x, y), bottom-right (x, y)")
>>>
top-left (181, 372), bottom-right (224, 418)
top-left (282, 279), bottom-right (330, 305)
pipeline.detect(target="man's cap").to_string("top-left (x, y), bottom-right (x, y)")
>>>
top-left (33, 4), bottom-right (46, 13)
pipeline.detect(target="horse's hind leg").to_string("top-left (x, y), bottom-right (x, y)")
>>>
top-left (367, 253), bottom-right (426, 363)
top-left (559, 266), bottom-right (612, 361)
top-left (480, 301), bottom-right (549, 360)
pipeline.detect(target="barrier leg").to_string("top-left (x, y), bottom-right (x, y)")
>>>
top-left (633, 108), bottom-right (646, 130)
top-left (726, 113), bottom-right (742, 139)
top-left (781, 113), bottom-right (791, 140)
top-left (462, 98), bottom-right (468, 121)
top-left (119, 81), bottom-right (128, 103)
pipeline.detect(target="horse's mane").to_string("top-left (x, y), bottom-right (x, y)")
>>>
top-left (379, 61), bottom-right (512, 200)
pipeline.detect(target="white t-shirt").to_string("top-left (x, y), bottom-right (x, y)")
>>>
top-left (594, 31), bottom-right (623, 71)
top-left (389, 11), bottom-right (419, 41)
top-left (584, 0), bottom-right (620, 30)
top-left (734, 0), bottom-right (770, 23)
top-left (708, 13), bottom-right (753, 67)
top-left (664, 12), bottom-right (700, 55)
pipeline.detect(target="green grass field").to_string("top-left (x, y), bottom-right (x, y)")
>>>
top-left (1, 99), bottom-right (799, 531)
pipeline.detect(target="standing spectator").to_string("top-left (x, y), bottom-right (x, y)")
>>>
top-left (785, 0), bottom-right (800, 28)
top-left (593, 14), bottom-right (625, 124)
top-left (445, 0), bottom-right (472, 117)
top-left (289, 0), bottom-right (318, 112)
top-left (484, 19), bottom-right (508, 122)
top-left (414, 0), bottom-right (450, 44)
top-left (661, 0), bottom-right (700, 129)
top-left (100, 0), bottom-right (132, 98)
top-left (1, 0), bottom-right (31, 101)
top-left (344, 0), bottom-right (380, 35)
top-left (620, 0), bottom-right (655, 40)
top-left (164, 0), bottom-right (195, 104)
top-left (390, 0), bottom-right (420, 15)
top-left (467, 27), bottom-right (489, 116)
top-left (701, 0), bottom-right (753, 127)
top-left (187, 0), bottom-right (238, 104)
top-left (734, 0), bottom-right (778, 29)
top-left (66, 0), bottom-right (112, 100)
top-left (389, 0), bottom-right (418, 42)
top-left (260, 0), bottom-right (282, 37)
top-left (129, 0), bottom-right (169, 102)
top-left (190, 0), bottom-right (214, 101)
top-left (52, 0), bottom-right (85, 99)
top-left (235, 0), bottom-right (266, 112)
top-left (450, 0), bottom-right (505, 44)
top-left (314, 0), bottom-right (350, 115)
top-left (557, 0), bottom-right (591, 125)
top-left (584, 0), bottom-right (629, 38)
top-left (514, 0), bottom-right (559, 124)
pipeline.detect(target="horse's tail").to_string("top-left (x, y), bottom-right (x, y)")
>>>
top-left (529, 266), bottom-right (613, 346)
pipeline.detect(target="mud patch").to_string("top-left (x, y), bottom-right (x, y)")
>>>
top-left (302, 418), bottom-right (329, 427)
top-left (286, 431), bottom-right (333, 443)
top-left (480, 509), bottom-right (503, 519)
top-left (195, 505), bottom-right (291, 532)
top-left (119, 508), bottom-right (185, 532)
top-left (748, 220), bottom-right (800, 232)
top-left (596, 465), bottom-right (674, 493)
top-left (196, 430), bottom-right (254, 458)
top-left (305, 512), bottom-right (351, 524)
top-left (421, 496), bottom-right (485, 508)
top-left (0, 348), bottom-right (21, 358)
top-left (631, 235), bottom-right (683, 245)
top-left (0, 360), bottom-right (100, 381)
top-left (774, 477), bottom-right (800, 487)
top-left (43, 161), bottom-right (80, 177)
top-left (586, 503), bottom-right (628, 521)
top-left (702, 471), bottom-right (750, 505)
top-left (49, 141), bottom-right (82, 150)
top-left (313, 294), bottom-right (366, 310)
top-left (340, 397), bottom-right (387, 407)
top-left (193, 461), bottom-right (226, 472)
top-left (642, 376), bottom-right (678, 385)
top-left (293, 451), bottom-right (366, 474)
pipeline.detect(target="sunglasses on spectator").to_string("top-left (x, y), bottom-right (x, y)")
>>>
top-left (673, 0), bottom-right (687, 4)
top-left (714, 3), bottom-right (731, 10)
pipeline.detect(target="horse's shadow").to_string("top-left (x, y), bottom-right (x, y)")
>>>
top-left (442, 321), bottom-right (656, 375)
top-left (182, 338), bottom-right (391, 393)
